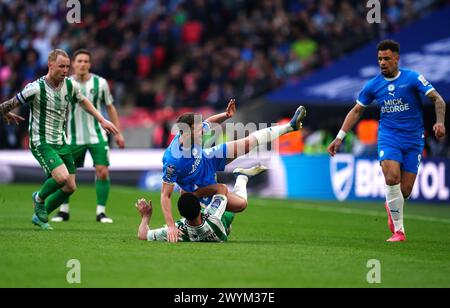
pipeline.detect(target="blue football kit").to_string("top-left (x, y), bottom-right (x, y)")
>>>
top-left (357, 68), bottom-right (435, 173)
top-left (162, 122), bottom-right (228, 201)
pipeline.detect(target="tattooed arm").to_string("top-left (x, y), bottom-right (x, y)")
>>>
top-left (0, 97), bottom-right (25, 125)
top-left (427, 90), bottom-right (446, 138)
top-left (0, 97), bottom-right (20, 115)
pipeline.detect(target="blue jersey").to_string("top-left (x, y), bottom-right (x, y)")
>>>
top-left (162, 121), bottom-right (227, 193)
top-left (357, 68), bottom-right (434, 141)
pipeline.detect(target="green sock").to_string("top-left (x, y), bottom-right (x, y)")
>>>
top-left (96, 178), bottom-right (110, 206)
top-left (38, 178), bottom-right (63, 201)
top-left (46, 189), bottom-right (73, 215)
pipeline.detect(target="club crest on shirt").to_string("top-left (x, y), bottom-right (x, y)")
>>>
top-left (388, 84), bottom-right (395, 92)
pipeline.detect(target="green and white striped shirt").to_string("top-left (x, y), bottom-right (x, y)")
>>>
top-left (67, 74), bottom-right (114, 145)
top-left (147, 195), bottom-right (230, 242)
top-left (17, 77), bottom-right (84, 147)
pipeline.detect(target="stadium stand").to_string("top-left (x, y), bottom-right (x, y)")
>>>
top-left (0, 0), bottom-right (446, 150)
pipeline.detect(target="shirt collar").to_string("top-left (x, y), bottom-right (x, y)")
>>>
top-left (383, 70), bottom-right (401, 81)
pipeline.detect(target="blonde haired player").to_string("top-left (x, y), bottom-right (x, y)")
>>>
top-left (0, 49), bottom-right (118, 230)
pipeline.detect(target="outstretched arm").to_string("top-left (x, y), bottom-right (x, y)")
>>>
top-left (327, 103), bottom-right (366, 156)
top-left (0, 97), bottom-right (25, 125)
top-left (106, 104), bottom-right (125, 148)
top-left (205, 99), bottom-right (236, 125)
top-left (161, 182), bottom-right (180, 243)
top-left (135, 199), bottom-right (153, 240)
top-left (79, 98), bottom-right (119, 135)
top-left (427, 90), bottom-right (446, 138)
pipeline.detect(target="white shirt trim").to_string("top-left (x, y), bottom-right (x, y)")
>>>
top-left (425, 88), bottom-right (435, 96)
top-left (356, 100), bottom-right (368, 107)
top-left (383, 71), bottom-right (402, 81)
top-left (16, 93), bottom-right (26, 105)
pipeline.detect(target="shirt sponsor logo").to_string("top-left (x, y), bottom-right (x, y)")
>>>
top-left (190, 157), bottom-right (201, 175)
top-left (381, 98), bottom-right (410, 113)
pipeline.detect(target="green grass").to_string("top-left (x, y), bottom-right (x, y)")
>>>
top-left (1, 184), bottom-right (450, 288)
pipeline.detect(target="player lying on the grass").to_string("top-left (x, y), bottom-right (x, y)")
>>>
top-left (136, 186), bottom-right (232, 242)
top-left (137, 165), bottom-right (266, 242)
top-left (161, 99), bottom-right (306, 242)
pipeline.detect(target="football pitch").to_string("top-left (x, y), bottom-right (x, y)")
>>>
top-left (1, 184), bottom-right (449, 288)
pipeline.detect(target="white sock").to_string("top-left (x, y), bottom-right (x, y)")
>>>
top-left (35, 193), bottom-right (44, 203)
top-left (96, 205), bottom-right (106, 216)
top-left (385, 184), bottom-right (405, 233)
top-left (233, 175), bottom-right (249, 201)
top-left (250, 124), bottom-right (293, 146)
top-left (60, 203), bottom-right (70, 213)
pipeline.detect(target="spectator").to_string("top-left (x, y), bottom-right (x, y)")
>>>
top-left (0, 0), bottom-right (445, 151)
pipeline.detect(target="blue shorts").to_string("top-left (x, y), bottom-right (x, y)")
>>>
top-left (378, 135), bottom-right (424, 174)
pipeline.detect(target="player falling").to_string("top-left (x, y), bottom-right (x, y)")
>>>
top-left (136, 165), bottom-right (267, 242)
top-left (328, 40), bottom-right (446, 242)
top-left (160, 99), bottom-right (306, 242)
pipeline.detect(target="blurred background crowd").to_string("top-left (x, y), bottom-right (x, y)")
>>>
top-left (0, 0), bottom-right (448, 157)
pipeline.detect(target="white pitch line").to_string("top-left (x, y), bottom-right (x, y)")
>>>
top-left (252, 200), bottom-right (450, 225)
